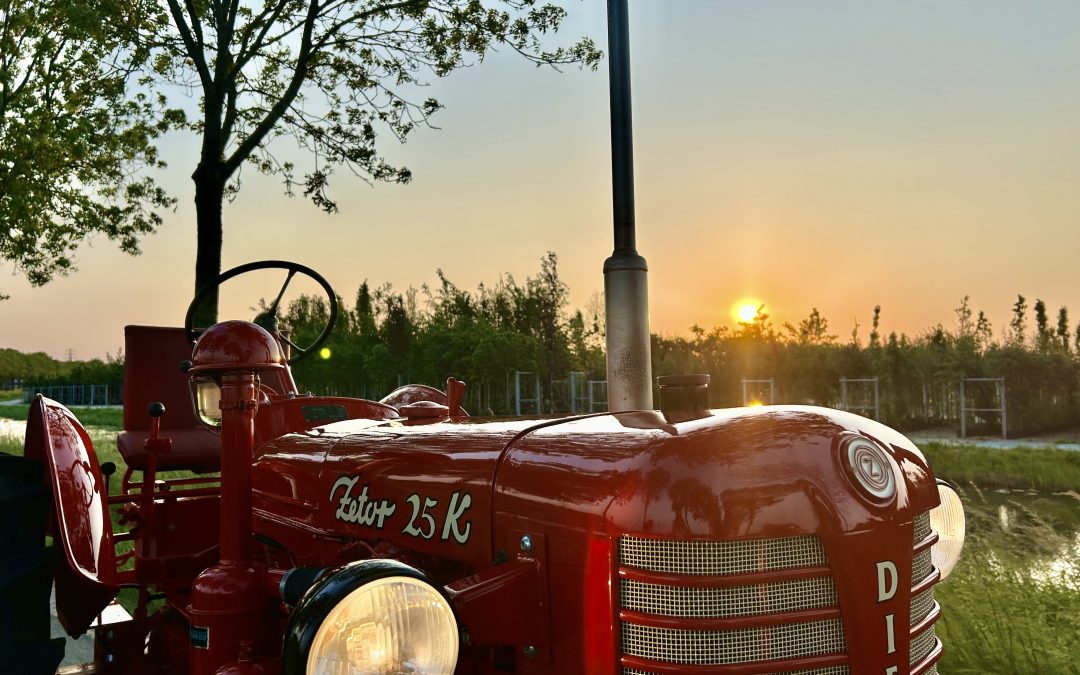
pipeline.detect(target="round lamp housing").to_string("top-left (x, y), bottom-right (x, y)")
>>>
top-left (189, 320), bottom-right (286, 375)
top-left (284, 559), bottom-right (459, 675)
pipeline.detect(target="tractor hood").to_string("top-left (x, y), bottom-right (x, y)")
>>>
top-left (251, 406), bottom-right (939, 571)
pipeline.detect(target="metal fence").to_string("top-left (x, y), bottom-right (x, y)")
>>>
top-left (21, 384), bottom-right (122, 406)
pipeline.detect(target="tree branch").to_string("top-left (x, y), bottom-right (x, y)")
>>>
top-left (165, 0), bottom-right (213, 88)
top-left (233, 0), bottom-right (293, 73)
top-left (224, 0), bottom-right (323, 176)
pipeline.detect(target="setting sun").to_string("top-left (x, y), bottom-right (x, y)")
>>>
top-left (733, 299), bottom-right (763, 324)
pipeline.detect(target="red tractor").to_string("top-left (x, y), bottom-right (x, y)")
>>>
top-left (9, 260), bottom-right (965, 675)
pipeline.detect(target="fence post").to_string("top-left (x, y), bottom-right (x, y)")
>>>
top-left (959, 379), bottom-right (966, 438)
top-left (999, 380), bottom-right (1007, 439)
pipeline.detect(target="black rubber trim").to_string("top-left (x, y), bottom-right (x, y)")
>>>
top-left (281, 559), bottom-right (456, 674)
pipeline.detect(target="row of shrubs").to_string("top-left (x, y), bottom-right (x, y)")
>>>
top-left (10, 256), bottom-right (1080, 436)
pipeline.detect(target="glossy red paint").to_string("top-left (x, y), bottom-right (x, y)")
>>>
top-left (189, 320), bottom-right (285, 375)
top-left (188, 370), bottom-right (280, 673)
top-left (253, 394), bottom-right (398, 447)
top-left (118, 325), bottom-right (227, 473)
top-left (24, 395), bottom-right (119, 634)
top-left (188, 564), bottom-right (277, 674)
top-left (35, 318), bottom-right (952, 674)
top-left (250, 404), bottom-right (941, 673)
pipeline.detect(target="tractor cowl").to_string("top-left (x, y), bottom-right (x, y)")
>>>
top-left (189, 320), bottom-right (285, 374)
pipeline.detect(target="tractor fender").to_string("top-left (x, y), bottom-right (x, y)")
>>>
top-left (23, 395), bottom-right (118, 636)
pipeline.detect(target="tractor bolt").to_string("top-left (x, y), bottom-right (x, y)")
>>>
top-left (523, 645), bottom-right (537, 658)
top-left (520, 535), bottom-right (533, 554)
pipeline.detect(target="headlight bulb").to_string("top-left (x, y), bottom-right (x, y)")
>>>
top-left (306, 575), bottom-right (458, 675)
top-left (189, 376), bottom-right (223, 429)
top-left (928, 481), bottom-right (966, 580)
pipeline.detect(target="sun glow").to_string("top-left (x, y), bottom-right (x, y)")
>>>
top-left (733, 299), bottom-right (764, 324)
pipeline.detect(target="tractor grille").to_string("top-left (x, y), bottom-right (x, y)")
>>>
top-left (910, 512), bottom-right (942, 669)
top-left (623, 666), bottom-right (851, 675)
top-left (619, 535), bottom-right (847, 673)
top-left (622, 620), bottom-right (846, 665)
top-left (621, 576), bottom-right (837, 618)
top-left (619, 513), bottom-right (944, 674)
top-left (620, 534), bottom-right (825, 575)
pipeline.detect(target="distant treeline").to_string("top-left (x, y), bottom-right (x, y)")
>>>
top-left (6, 254), bottom-right (1079, 436)
top-left (0, 349), bottom-right (123, 389)
top-left (286, 253), bottom-right (606, 414)
top-left (285, 255), bottom-right (1079, 436)
top-left (651, 298), bottom-right (1078, 437)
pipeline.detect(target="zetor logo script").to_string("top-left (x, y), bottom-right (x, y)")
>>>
top-left (330, 474), bottom-right (473, 544)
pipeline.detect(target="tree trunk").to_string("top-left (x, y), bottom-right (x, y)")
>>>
top-left (192, 161), bottom-right (227, 328)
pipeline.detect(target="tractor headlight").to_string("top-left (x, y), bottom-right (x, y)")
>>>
top-left (928, 481), bottom-right (965, 580)
top-left (189, 376), bottom-right (222, 429)
top-left (284, 560), bottom-right (459, 675)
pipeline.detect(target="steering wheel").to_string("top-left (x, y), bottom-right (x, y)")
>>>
top-left (184, 260), bottom-right (338, 365)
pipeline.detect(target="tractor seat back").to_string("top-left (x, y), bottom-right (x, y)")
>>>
top-left (116, 326), bottom-right (220, 472)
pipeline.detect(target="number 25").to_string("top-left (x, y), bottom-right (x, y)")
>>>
top-left (403, 494), bottom-right (437, 539)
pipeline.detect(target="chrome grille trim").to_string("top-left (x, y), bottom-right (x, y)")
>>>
top-left (910, 625), bottom-right (938, 666)
top-left (620, 534), bottom-right (827, 575)
top-left (910, 587), bottom-right (936, 626)
top-left (622, 619), bottom-right (846, 665)
top-left (625, 668), bottom-right (850, 675)
top-left (621, 576), bottom-right (838, 618)
top-left (913, 512), bottom-right (932, 543)
top-left (912, 548), bottom-right (933, 584)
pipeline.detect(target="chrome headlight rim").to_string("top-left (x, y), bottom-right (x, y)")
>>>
top-left (929, 479), bottom-right (966, 581)
top-left (282, 559), bottom-right (459, 675)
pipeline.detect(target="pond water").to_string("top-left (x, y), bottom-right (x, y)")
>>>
top-left (963, 487), bottom-right (1080, 589)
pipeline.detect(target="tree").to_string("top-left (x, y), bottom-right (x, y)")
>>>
top-left (0, 0), bottom-right (176, 299)
top-left (1034, 298), bottom-right (1052, 351)
top-left (954, 295), bottom-right (973, 339)
top-left (1056, 306), bottom-right (1070, 353)
top-left (785, 308), bottom-right (836, 346)
top-left (1008, 294), bottom-right (1027, 347)
top-left (869, 305), bottom-right (881, 349)
top-left (975, 310), bottom-right (993, 352)
top-left (140, 0), bottom-right (600, 325)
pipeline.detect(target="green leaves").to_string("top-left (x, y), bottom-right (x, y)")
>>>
top-left (165, 0), bottom-right (599, 213)
top-left (0, 0), bottom-right (177, 296)
top-left (4, 1), bottom-right (600, 304)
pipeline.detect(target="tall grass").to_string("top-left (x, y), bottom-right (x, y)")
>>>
top-left (0, 405), bottom-right (123, 467)
top-left (922, 441), bottom-right (1080, 493)
top-left (0, 404), bottom-right (123, 429)
top-left (935, 485), bottom-right (1080, 674)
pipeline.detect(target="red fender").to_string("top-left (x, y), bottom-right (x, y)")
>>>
top-left (24, 395), bottom-right (118, 636)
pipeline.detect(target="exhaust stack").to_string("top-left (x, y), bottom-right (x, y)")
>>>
top-left (604, 0), bottom-right (653, 412)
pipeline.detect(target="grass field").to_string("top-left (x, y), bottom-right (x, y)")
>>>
top-left (0, 404), bottom-right (123, 466)
top-left (3, 405), bottom-right (1078, 672)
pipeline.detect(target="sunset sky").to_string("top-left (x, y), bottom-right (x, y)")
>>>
top-left (4, 1), bottom-right (1080, 360)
